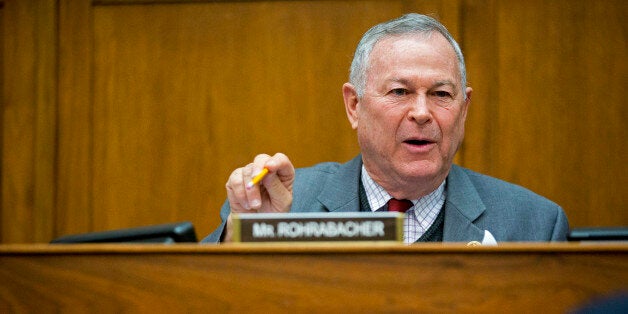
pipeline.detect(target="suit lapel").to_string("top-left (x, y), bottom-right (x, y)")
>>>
top-left (443, 165), bottom-right (486, 242)
top-left (316, 155), bottom-right (363, 212)
top-left (313, 159), bottom-right (487, 242)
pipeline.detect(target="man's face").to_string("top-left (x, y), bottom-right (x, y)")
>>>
top-left (343, 33), bottom-right (472, 199)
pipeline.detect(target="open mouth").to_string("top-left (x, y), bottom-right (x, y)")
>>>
top-left (404, 139), bottom-right (434, 146)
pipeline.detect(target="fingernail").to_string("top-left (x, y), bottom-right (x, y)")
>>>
top-left (250, 199), bottom-right (261, 208)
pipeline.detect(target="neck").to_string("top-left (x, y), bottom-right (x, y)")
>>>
top-left (364, 165), bottom-right (449, 200)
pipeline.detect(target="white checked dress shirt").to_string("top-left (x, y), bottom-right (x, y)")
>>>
top-left (361, 165), bottom-right (446, 244)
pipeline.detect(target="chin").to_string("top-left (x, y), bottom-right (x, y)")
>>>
top-left (398, 161), bottom-right (443, 180)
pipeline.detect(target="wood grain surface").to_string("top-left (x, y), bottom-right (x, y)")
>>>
top-left (0, 244), bottom-right (627, 313)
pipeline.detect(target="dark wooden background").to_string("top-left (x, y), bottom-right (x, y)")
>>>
top-left (1, 0), bottom-right (626, 243)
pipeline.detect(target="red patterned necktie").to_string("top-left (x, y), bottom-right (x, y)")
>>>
top-left (387, 198), bottom-right (413, 213)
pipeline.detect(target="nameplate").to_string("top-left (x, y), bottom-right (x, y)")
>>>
top-left (232, 212), bottom-right (403, 243)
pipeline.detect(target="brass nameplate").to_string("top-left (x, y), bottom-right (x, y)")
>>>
top-left (232, 212), bottom-right (403, 243)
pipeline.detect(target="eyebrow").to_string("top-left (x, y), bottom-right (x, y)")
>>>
top-left (433, 80), bottom-right (457, 89)
top-left (385, 78), bottom-right (457, 87)
top-left (385, 78), bottom-right (411, 85)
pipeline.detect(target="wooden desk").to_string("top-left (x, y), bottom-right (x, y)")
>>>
top-left (0, 243), bottom-right (626, 313)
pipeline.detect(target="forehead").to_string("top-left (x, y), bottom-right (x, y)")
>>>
top-left (367, 32), bottom-right (459, 81)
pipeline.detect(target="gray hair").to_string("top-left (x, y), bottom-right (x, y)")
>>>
top-left (349, 13), bottom-right (467, 99)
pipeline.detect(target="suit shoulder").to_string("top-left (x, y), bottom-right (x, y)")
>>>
top-left (451, 166), bottom-right (569, 241)
top-left (456, 166), bottom-right (560, 210)
top-left (292, 161), bottom-right (343, 190)
top-left (295, 161), bottom-right (342, 177)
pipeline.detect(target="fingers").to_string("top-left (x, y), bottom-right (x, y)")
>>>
top-left (225, 160), bottom-right (265, 211)
top-left (262, 172), bottom-right (293, 212)
top-left (259, 153), bottom-right (294, 211)
top-left (226, 166), bottom-right (252, 212)
top-left (225, 153), bottom-right (295, 213)
top-left (263, 153), bottom-right (295, 187)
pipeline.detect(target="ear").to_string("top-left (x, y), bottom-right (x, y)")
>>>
top-left (461, 87), bottom-right (473, 121)
top-left (343, 83), bottom-right (360, 129)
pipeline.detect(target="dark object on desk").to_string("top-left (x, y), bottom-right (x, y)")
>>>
top-left (567, 227), bottom-right (628, 241)
top-left (571, 291), bottom-right (628, 314)
top-left (50, 221), bottom-right (198, 243)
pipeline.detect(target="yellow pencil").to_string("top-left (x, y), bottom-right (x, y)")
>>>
top-left (246, 168), bottom-right (269, 189)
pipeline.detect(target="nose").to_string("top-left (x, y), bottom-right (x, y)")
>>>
top-left (408, 94), bottom-right (432, 125)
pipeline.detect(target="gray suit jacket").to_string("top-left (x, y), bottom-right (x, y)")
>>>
top-left (202, 155), bottom-right (569, 243)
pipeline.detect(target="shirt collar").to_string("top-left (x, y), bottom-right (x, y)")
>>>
top-left (361, 165), bottom-right (446, 212)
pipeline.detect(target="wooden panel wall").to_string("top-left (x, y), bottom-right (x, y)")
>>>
top-left (1, 0), bottom-right (626, 243)
top-left (461, 0), bottom-right (627, 227)
top-left (1, 0), bottom-right (57, 243)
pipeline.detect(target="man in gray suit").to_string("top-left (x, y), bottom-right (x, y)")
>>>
top-left (203, 13), bottom-right (569, 244)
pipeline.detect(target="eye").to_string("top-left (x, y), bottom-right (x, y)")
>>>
top-left (433, 90), bottom-right (452, 98)
top-left (390, 88), bottom-right (408, 96)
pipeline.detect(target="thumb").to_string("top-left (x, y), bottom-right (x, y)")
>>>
top-left (261, 172), bottom-right (293, 212)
